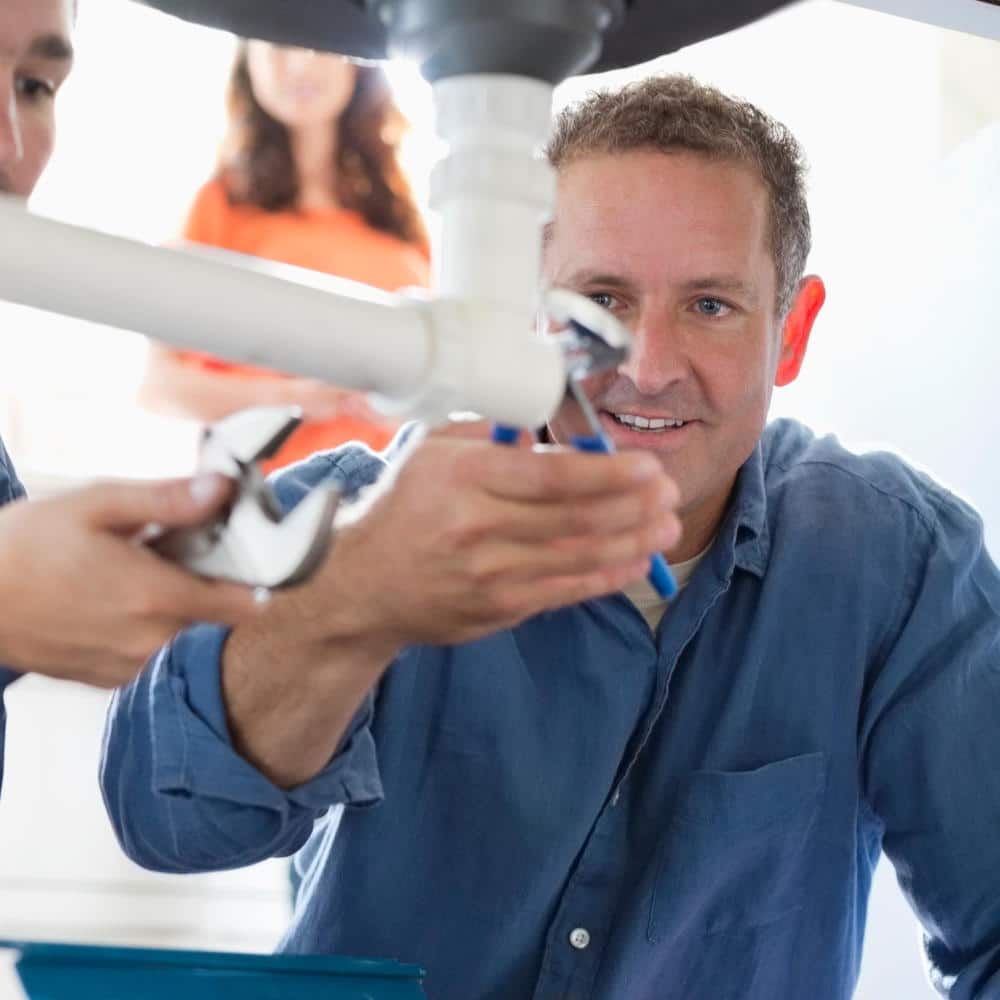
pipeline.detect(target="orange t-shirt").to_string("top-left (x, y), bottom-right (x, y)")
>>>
top-left (176, 178), bottom-right (430, 470)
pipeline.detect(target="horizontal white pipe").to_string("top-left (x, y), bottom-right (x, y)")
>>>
top-left (0, 196), bottom-right (431, 399)
top-left (0, 196), bottom-right (568, 428)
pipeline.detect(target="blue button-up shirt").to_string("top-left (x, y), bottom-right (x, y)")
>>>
top-left (0, 435), bottom-right (26, 792)
top-left (101, 418), bottom-right (1000, 1000)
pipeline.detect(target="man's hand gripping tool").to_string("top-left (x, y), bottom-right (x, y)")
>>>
top-left (493, 290), bottom-right (678, 599)
top-left (151, 406), bottom-right (339, 590)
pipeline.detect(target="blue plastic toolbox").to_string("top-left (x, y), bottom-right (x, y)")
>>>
top-left (1, 941), bottom-right (426, 999)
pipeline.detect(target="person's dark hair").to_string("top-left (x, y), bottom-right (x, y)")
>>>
top-left (219, 44), bottom-right (428, 249)
top-left (547, 74), bottom-right (811, 318)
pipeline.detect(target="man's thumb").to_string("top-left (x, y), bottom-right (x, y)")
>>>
top-left (84, 474), bottom-right (232, 533)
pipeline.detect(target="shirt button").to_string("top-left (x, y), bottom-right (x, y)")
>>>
top-left (569, 927), bottom-right (591, 950)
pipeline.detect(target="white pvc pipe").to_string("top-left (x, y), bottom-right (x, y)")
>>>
top-left (0, 77), bottom-right (571, 429)
top-left (0, 195), bottom-right (431, 399)
top-left (0, 195), bottom-right (567, 428)
top-left (393, 74), bottom-right (566, 427)
top-left (431, 75), bottom-right (555, 312)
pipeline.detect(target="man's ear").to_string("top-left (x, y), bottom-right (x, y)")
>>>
top-left (775, 275), bottom-right (826, 387)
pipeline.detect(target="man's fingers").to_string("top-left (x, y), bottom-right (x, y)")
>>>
top-left (540, 558), bottom-right (656, 609)
top-left (139, 561), bottom-right (265, 628)
top-left (180, 578), bottom-right (267, 625)
top-left (82, 475), bottom-right (234, 534)
top-left (465, 444), bottom-right (666, 502)
top-left (434, 419), bottom-right (536, 447)
top-left (486, 477), bottom-right (677, 543)
top-left (492, 557), bottom-right (653, 622)
top-left (471, 517), bottom-right (678, 586)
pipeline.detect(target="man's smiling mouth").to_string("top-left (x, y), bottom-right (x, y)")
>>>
top-left (608, 412), bottom-right (689, 432)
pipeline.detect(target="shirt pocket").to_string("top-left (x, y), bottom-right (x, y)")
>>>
top-left (648, 751), bottom-right (829, 944)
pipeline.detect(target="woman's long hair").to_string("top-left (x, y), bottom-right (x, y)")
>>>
top-left (219, 44), bottom-right (428, 249)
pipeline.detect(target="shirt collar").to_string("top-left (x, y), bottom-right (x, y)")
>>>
top-left (712, 439), bottom-right (771, 581)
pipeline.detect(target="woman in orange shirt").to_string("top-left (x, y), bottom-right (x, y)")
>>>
top-left (141, 41), bottom-right (430, 470)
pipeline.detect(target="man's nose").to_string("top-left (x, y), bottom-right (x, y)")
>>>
top-left (0, 83), bottom-right (24, 169)
top-left (617, 309), bottom-right (689, 396)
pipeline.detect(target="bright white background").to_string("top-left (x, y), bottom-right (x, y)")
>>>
top-left (0, 1), bottom-right (997, 997)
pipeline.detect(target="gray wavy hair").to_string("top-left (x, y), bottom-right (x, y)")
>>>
top-left (546, 74), bottom-right (812, 319)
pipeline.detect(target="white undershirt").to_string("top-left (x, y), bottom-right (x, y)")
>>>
top-left (621, 542), bottom-right (714, 631)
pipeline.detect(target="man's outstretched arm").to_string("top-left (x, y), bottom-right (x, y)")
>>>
top-left (218, 428), bottom-right (679, 789)
top-left (101, 427), bottom-right (681, 869)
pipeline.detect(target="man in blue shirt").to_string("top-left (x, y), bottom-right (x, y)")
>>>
top-left (102, 75), bottom-right (1000, 999)
top-left (0, 0), bottom-right (262, 788)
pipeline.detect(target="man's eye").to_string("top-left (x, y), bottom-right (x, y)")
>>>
top-left (694, 297), bottom-right (730, 317)
top-left (16, 77), bottom-right (56, 101)
top-left (589, 292), bottom-right (616, 310)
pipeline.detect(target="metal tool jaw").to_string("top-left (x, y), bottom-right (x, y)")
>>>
top-left (152, 406), bottom-right (340, 589)
top-left (544, 289), bottom-right (678, 599)
top-left (545, 287), bottom-right (631, 397)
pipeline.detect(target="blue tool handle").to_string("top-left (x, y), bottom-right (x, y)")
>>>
top-left (646, 553), bottom-right (678, 599)
top-left (569, 435), bottom-right (678, 600)
top-left (569, 434), bottom-right (611, 454)
top-left (491, 424), bottom-right (521, 445)
top-left (491, 425), bottom-right (677, 599)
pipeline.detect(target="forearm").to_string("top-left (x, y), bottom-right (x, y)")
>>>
top-left (222, 620), bottom-right (400, 789)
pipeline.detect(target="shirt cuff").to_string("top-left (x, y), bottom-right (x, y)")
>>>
top-left (150, 624), bottom-right (384, 814)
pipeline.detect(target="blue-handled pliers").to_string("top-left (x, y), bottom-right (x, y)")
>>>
top-left (493, 313), bottom-right (677, 599)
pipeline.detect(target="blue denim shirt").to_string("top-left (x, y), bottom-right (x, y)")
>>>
top-left (101, 418), bottom-right (1000, 1000)
top-left (0, 435), bottom-right (26, 793)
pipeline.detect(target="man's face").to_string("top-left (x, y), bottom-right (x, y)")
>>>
top-left (0, 0), bottom-right (73, 198)
top-left (545, 150), bottom-right (803, 557)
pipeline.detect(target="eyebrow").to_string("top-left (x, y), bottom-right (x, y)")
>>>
top-left (677, 275), bottom-right (760, 304)
top-left (28, 34), bottom-right (74, 62)
top-left (555, 269), bottom-right (638, 293)
top-left (554, 268), bottom-right (761, 306)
